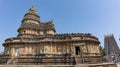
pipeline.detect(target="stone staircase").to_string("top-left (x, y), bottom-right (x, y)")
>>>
top-left (7, 58), bottom-right (17, 64)
top-left (75, 56), bottom-right (82, 64)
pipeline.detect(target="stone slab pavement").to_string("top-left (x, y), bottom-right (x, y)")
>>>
top-left (116, 63), bottom-right (120, 67)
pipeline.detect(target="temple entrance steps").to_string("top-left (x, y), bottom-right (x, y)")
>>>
top-left (7, 58), bottom-right (17, 64)
top-left (75, 56), bottom-right (82, 64)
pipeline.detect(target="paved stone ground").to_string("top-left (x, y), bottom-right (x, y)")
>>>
top-left (0, 65), bottom-right (75, 67)
top-left (116, 63), bottom-right (120, 67)
top-left (0, 63), bottom-right (116, 67)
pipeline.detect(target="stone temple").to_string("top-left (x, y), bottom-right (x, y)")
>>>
top-left (0, 6), bottom-right (101, 65)
top-left (104, 34), bottom-right (120, 62)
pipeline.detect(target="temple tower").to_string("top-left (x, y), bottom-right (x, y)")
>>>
top-left (104, 34), bottom-right (120, 62)
top-left (18, 5), bottom-right (56, 37)
top-left (104, 34), bottom-right (120, 55)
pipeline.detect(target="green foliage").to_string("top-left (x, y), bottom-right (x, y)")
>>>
top-left (99, 46), bottom-right (106, 56)
top-left (99, 46), bottom-right (107, 62)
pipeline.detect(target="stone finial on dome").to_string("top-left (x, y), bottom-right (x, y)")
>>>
top-left (28, 5), bottom-right (36, 13)
top-left (22, 5), bottom-right (40, 23)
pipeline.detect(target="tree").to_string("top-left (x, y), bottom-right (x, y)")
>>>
top-left (99, 46), bottom-right (106, 56)
top-left (99, 46), bottom-right (106, 62)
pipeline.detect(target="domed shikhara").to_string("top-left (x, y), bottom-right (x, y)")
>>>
top-left (22, 5), bottom-right (40, 23)
top-left (2, 6), bottom-right (102, 64)
top-left (18, 5), bottom-right (56, 36)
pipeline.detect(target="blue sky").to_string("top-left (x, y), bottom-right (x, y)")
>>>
top-left (0, 0), bottom-right (120, 52)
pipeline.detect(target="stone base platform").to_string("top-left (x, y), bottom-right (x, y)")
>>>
top-left (76, 62), bottom-right (117, 67)
top-left (0, 62), bottom-right (117, 67)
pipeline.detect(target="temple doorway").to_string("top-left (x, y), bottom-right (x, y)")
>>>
top-left (75, 46), bottom-right (80, 55)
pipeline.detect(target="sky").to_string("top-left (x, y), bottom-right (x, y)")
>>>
top-left (0, 0), bottom-right (120, 52)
